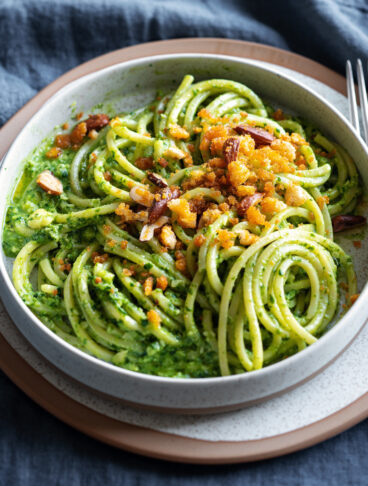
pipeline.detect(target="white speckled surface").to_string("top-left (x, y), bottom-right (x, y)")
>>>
top-left (0, 61), bottom-right (367, 442)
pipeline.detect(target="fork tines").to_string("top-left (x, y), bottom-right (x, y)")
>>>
top-left (347, 59), bottom-right (368, 143)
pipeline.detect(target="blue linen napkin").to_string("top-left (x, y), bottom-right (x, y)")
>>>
top-left (0, 0), bottom-right (367, 484)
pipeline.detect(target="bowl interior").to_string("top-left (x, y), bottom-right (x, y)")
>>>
top-left (1, 53), bottom-right (368, 381)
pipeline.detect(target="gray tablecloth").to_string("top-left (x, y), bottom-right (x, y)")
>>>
top-left (0, 0), bottom-right (367, 484)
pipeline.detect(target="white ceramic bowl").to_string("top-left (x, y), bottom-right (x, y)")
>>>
top-left (1, 54), bottom-right (368, 413)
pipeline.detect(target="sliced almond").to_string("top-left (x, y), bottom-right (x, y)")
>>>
top-left (139, 216), bottom-right (169, 242)
top-left (37, 171), bottom-right (63, 195)
top-left (129, 186), bottom-right (154, 207)
top-left (223, 137), bottom-right (240, 164)
top-left (164, 146), bottom-right (186, 160)
top-left (332, 215), bottom-right (366, 233)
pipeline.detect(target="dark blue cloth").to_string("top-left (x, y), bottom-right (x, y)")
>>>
top-left (0, 0), bottom-right (367, 484)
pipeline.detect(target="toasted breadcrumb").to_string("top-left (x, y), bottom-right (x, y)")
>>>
top-left (70, 122), bottom-right (87, 145)
top-left (147, 309), bottom-right (161, 328)
top-left (92, 253), bottom-right (109, 264)
top-left (350, 294), bottom-right (359, 305)
top-left (90, 152), bottom-right (98, 164)
top-left (135, 157), bottom-right (154, 170)
top-left (198, 208), bottom-right (221, 228)
top-left (272, 109), bottom-right (284, 121)
top-left (169, 124), bottom-right (190, 140)
top-left (193, 234), bottom-right (206, 247)
top-left (218, 202), bottom-right (230, 213)
top-left (103, 171), bottom-right (112, 181)
top-left (238, 230), bottom-right (259, 246)
top-left (183, 153), bottom-right (193, 166)
top-left (122, 267), bottom-right (134, 276)
top-left (174, 251), bottom-right (187, 273)
top-left (246, 206), bottom-right (267, 226)
top-left (290, 133), bottom-right (308, 146)
top-left (217, 229), bottom-right (236, 249)
top-left (168, 199), bottom-right (197, 228)
top-left (158, 157), bottom-right (168, 167)
top-left (270, 139), bottom-right (296, 162)
top-left (261, 197), bottom-right (287, 214)
top-left (228, 160), bottom-right (249, 187)
top-left (55, 134), bottom-right (71, 149)
top-left (317, 195), bottom-right (330, 209)
top-left (263, 181), bottom-right (275, 196)
top-left (88, 129), bottom-right (98, 140)
top-left (156, 276), bottom-right (168, 291)
top-left (45, 147), bottom-right (62, 159)
top-left (143, 277), bottom-right (154, 296)
top-left (187, 144), bottom-right (195, 153)
top-left (115, 203), bottom-right (136, 223)
top-left (237, 185), bottom-right (256, 197)
top-left (208, 157), bottom-right (227, 169)
top-left (285, 184), bottom-right (308, 207)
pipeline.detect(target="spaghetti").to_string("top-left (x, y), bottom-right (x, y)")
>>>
top-left (4, 75), bottom-right (364, 378)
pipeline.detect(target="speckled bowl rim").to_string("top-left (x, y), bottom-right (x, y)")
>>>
top-left (1, 50), bottom-right (368, 389)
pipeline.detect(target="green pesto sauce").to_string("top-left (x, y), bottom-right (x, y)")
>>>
top-left (4, 136), bottom-right (75, 257)
top-left (4, 82), bottom-right (362, 379)
top-left (3, 137), bottom-right (220, 378)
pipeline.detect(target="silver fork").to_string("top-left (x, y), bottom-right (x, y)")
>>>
top-left (346, 59), bottom-right (368, 143)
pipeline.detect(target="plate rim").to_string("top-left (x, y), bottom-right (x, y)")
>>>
top-left (0, 37), bottom-right (366, 464)
top-left (1, 328), bottom-right (367, 464)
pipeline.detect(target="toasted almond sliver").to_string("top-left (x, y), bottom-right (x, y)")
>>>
top-left (36, 171), bottom-right (63, 195)
top-left (139, 216), bottom-right (169, 242)
top-left (164, 146), bottom-right (186, 160)
top-left (129, 186), bottom-right (154, 207)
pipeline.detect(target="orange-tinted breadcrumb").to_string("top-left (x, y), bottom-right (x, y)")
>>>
top-left (317, 195), bottom-right (330, 209)
top-left (284, 184), bottom-right (308, 207)
top-left (228, 160), bottom-right (249, 187)
top-left (143, 277), bottom-right (154, 296)
top-left (198, 208), bottom-right (221, 228)
top-left (45, 147), bottom-right (62, 159)
top-left (261, 197), bottom-right (286, 214)
top-left (92, 253), bottom-right (109, 264)
top-left (246, 206), bottom-right (268, 226)
top-left (70, 122), bottom-right (87, 145)
top-left (216, 229), bottom-right (236, 249)
top-left (238, 230), bottom-right (259, 246)
top-left (168, 199), bottom-right (197, 228)
top-left (169, 124), bottom-right (190, 140)
top-left (193, 234), bottom-right (206, 247)
top-left (350, 294), bottom-right (359, 305)
top-left (147, 309), bottom-right (161, 328)
top-left (174, 251), bottom-right (187, 273)
top-left (156, 275), bottom-right (168, 291)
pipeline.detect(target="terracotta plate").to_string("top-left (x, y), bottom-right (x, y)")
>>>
top-left (0, 38), bottom-right (366, 463)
